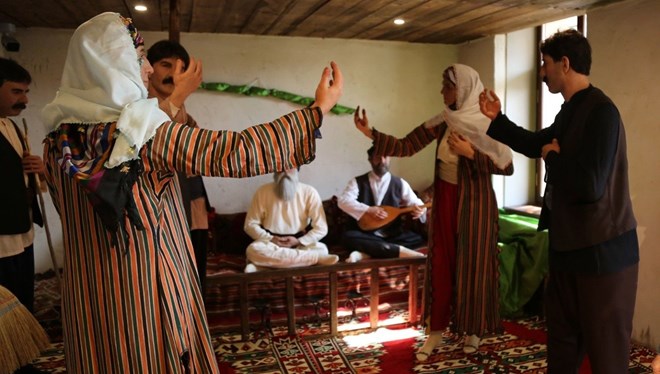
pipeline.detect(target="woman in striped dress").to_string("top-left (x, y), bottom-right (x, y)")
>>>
top-left (40, 12), bottom-right (343, 373)
top-left (353, 64), bottom-right (513, 358)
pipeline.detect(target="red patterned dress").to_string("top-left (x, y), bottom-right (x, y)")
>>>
top-left (372, 122), bottom-right (513, 337)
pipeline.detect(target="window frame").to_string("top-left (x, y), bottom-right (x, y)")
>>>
top-left (534, 15), bottom-right (586, 205)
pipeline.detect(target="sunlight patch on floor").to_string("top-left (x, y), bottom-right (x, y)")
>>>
top-left (342, 327), bottom-right (422, 347)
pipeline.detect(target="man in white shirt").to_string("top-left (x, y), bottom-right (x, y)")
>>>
top-left (338, 146), bottom-right (426, 262)
top-left (0, 58), bottom-right (45, 313)
top-left (243, 168), bottom-right (339, 272)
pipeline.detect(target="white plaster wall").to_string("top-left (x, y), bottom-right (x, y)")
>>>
top-left (5, 27), bottom-right (456, 274)
top-left (588, 0), bottom-right (660, 351)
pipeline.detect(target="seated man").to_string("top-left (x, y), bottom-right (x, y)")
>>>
top-left (338, 146), bottom-right (426, 262)
top-left (244, 168), bottom-right (339, 272)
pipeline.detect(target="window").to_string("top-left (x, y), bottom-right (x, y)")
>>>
top-left (535, 15), bottom-right (586, 204)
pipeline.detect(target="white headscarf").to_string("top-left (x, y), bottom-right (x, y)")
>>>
top-left (425, 64), bottom-right (512, 169)
top-left (41, 12), bottom-right (169, 168)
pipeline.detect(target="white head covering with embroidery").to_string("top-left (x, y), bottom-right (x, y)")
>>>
top-left (41, 12), bottom-right (169, 168)
top-left (424, 64), bottom-right (512, 169)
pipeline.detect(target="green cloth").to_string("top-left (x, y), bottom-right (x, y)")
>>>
top-left (199, 82), bottom-right (356, 115)
top-left (498, 210), bottom-right (549, 318)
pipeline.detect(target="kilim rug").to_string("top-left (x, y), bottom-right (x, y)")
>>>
top-left (27, 272), bottom-right (659, 373)
top-left (212, 312), bottom-right (659, 374)
top-left (216, 333), bottom-right (359, 373)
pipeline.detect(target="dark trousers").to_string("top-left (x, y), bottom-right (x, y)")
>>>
top-left (190, 229), bottom-right (208, 301)
top-left (341, 229), bottom-right (424, 259)
top-left (0, 245), bottom-right (35, 312)
top-left (545, 263), bottom-right (638, 374)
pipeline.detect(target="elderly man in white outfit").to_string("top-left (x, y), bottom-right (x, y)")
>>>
top-left (243, 168), bottom-right (338, 272)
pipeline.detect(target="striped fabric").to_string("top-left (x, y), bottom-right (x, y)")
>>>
top-left (43, 108), bottom-right (321, 373)
top-left (372, 122), bottom-right (513, 337)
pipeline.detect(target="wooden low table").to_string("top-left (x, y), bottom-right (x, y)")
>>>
top-left (207, 257), bottom-right (427, 341)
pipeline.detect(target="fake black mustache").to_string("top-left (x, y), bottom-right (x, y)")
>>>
top-left (12, 103), bottom-right (26, 110)
top-left (162, 77), bottom-right (174, 85)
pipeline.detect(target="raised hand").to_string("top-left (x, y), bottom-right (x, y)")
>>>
top-left (479, 89), bottom-right (501, 120)
top-left (313, 61), bottom-right (344, 115)
top-left (169, 57), bottom-right (203, 108)
top-left (353, 105), bottom-right (373, 139)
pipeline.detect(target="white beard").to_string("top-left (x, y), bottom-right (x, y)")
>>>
top-left (274, 171), bottom-right (299, 201)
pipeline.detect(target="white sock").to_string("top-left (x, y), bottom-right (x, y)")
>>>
top-left (244, 263), bottom-right (259, 273)
top-left (346, 251), bottom-right (370, 263)
top-left (463, 334), bottom-right (480, 354)
top-left (399, 246), bottom-right (425, 258)
top-left (416, 331), bottom-right (443, 361)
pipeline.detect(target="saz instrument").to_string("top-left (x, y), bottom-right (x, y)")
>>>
top-left (357, 202), bottom-right (432, 231)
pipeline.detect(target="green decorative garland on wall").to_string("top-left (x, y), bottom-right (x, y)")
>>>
top-left (199, 82), bottom-right (355, 115)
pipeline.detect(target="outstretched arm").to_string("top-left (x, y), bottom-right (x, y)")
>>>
top-left (145, 107), bottom-right (322, 177)
top-left (145, 63), bottom-right (343, 177)
top-left (480, 88), bottom-right (554, 158)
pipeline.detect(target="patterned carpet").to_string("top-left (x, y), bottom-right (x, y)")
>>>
top-left (28, 272), bottom-right (659, 373)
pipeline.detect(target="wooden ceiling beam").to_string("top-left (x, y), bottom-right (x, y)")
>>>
top-left (169, 0), bottom-right (180, 42)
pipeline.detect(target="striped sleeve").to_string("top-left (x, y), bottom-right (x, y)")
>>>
top-left (470, 149), bottom-right (514, 176)
top-left (372, 123), bottom-right (439, 157)
top-left (144, 107), bottom-right (322, 178)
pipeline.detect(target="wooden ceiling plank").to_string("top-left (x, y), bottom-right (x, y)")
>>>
top-left (288, 0), bottom-right (404, 38)
top-left (429, 5), bottom-right (574, 44)
top-left (265, 0), bottom-right (330, 36)
top-left (0, 0), bottom-right (635, 45)
top-left (239, 0), bottom-right (295, 35)
top-left (211, 0), bottom-right (261, 34)
top-left (332, 0), bottom-right (429, 39)
top-left (190, 0), bottom-right (230, 33)
top-left (397, 1), bottom-right (509, 43)
top-left (301, 0), bottom-right (391, 38)
top-left (356, 0), bottom-right (488, 42)
top-left (0, 0), bottom-right (91, 29)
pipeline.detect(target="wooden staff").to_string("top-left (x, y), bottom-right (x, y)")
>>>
top-left (22, 119), bottom-right (62, 288)
top-left (358, 202), bottom-right (432, 231)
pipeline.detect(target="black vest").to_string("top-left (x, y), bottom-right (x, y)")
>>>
top-left (0, 119), bottom-right (43, 235)
top-left (539, 87), bottom-right (636, 251)
top-left (351, 172), bottom-right (403, 236)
